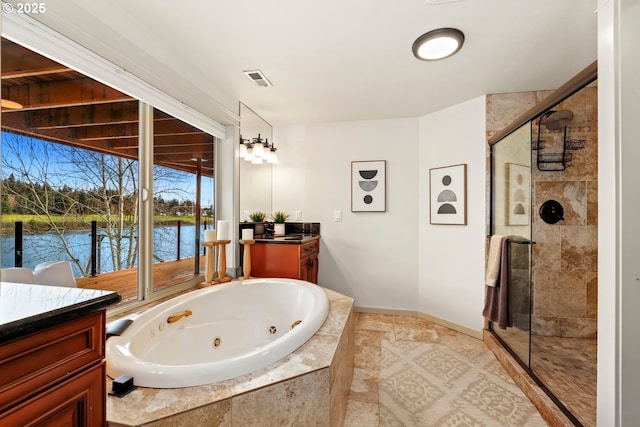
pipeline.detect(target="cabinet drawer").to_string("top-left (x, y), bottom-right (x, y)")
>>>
top-left (0, 311), bottom-right (105, 412)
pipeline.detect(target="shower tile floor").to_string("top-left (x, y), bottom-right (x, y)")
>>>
top-left (344, 313), bottom-right (549, 426)
top-left (494, 327), bottom-right (597, 427)
top-left (531, 335), bottom-right (597, 427)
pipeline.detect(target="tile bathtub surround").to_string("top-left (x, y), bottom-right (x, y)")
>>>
top-left (344, 314), bottom-right (549, 427)
top-left (106, 288), bottom-right (354, 426)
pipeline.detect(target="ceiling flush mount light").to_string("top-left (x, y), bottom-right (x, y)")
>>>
top-left (412, 28), bottom-right (465, 61)
top-left (1, 99), bottom-right (24, 109)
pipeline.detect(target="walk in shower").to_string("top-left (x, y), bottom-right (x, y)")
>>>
top-left (488, 63), bottom-right (597, 427)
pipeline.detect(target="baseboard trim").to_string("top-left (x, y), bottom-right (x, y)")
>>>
top-left (354, 306), bottom-right (483, 340)
top-left (417, 312), bottom-right (483, 340)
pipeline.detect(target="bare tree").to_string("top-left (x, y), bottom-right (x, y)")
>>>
top-left (2, 132), bottom-right (193, 277)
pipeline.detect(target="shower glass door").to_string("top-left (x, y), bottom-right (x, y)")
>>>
top-left (490, 122), bottom-right (533, 366)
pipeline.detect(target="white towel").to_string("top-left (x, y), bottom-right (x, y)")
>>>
top-left (485, 235), bottom-right (506, 287)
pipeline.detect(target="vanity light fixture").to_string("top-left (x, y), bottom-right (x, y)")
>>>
top-left (240, 134), bottom-right (278, 164)
top-left (412, 28), bottom-right (465, 61)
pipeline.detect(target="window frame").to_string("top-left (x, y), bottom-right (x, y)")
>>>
top-left (2, 12), bottom-right (226, 313)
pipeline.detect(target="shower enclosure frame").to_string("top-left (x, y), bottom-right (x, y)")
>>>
top-left (487, 61), bottom-right (597, 427)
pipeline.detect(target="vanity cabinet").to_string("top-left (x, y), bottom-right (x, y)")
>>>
top-left (251, 236), bottom-right (320, 284)
top-left (0, 282), bottom-right (120, 427)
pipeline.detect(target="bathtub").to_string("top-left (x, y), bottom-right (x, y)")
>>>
top-left (106, 278), bottom-right (329, 388)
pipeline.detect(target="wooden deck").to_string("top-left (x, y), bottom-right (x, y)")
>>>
top-left (76, 256), bottom-right (205, 301)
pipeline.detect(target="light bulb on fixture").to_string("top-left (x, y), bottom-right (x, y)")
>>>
top-left (245, 145), bottom-right (255, 160)
top-left (252, 140), bottom-right (265, 157)
top-left (267, 144), bottom-right (278, 163)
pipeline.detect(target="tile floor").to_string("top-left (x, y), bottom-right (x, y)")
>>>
top-left (344, 313), bottom-right (549, 426)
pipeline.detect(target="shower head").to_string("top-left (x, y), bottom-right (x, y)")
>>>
top-left (542, 110), bottom-right (574, 130)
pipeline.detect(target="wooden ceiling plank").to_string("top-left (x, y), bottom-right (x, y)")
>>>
top-left (2, 65), bottom-right (75, 80)
top-left (1, 78), bottom-right (133, 111)
top-left (0, 102), bottom-right (183, 129)
top-left (1, 40), bottom-right (70, 77)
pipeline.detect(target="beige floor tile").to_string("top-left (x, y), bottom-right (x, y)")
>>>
top-left (349, 313), bottom-right (550, 427)
top-left (349, 368), bottom-right (379, 404)
top-left (344, 400), bottom-right (379, 427)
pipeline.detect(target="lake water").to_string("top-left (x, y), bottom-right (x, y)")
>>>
top-left (1, 224), bottom-right (204, 277)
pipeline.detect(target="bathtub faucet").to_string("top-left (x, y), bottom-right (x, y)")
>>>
top-left (167, 309), bottom-right (192, 324)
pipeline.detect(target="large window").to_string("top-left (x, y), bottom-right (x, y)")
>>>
top-left (1, 38), bottom-right (216, 304)
top-left (151, 107), bottom-right (215, 293)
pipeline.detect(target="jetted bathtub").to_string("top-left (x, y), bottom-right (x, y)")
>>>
top-left (106, 278), bottom-right (329, 388)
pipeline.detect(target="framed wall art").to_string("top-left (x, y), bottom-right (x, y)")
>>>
top-left (351, 160), bottom-right (386, 212)
top-left (506, 163), bottom-right (530, 225)
top-left (430, 163), bottom-right (467, 225)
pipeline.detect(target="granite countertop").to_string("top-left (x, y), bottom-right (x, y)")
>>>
top-left (0, 282), bottom-right (121, 343)
top-left (251, 234), bottom-right (320, 244)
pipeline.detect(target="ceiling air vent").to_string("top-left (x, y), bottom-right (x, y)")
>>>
top-left (243, 70), bottom-right (273, 87)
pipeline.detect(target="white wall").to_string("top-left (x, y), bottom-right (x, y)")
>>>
top-left (418, 96), bottom-right (487, 333)
top-left (271, 97), bottom-right (488, 333)
top-left (598, 0), bottom-right (640, 425)
top-left (596, 1), bottom-right (616, 424)
top-left (619, 0), bottom-right (640, 421)
top-left (273, 119), bottom-right (420, 310)
top-left (597, 0), bottom-right (640, 424)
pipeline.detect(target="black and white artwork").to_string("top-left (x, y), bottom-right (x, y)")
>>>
top-left (430, 164), bottom-right (467, 225)
top-left (351, 160), bottom-right (386, 212)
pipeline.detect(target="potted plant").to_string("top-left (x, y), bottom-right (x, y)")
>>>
top-left (249, 211), bottom-right (267, 222)
top-left (249, 211), bottom-right (267, 235)
top-left (272, 211), bottom-right (289, 235)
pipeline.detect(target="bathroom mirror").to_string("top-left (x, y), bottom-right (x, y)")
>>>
top-left (239, 103), bottom-right (273, 221)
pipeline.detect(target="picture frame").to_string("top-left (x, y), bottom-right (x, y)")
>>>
top-left (506, 163), bottom-right (530, 225)
top-left (429, 164), bottom-right (467, 225)
top-left (351, 160), bottom-right (386, 212)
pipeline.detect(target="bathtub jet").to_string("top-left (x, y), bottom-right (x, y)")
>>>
top-left (105, 278), bottom-right (329, 388)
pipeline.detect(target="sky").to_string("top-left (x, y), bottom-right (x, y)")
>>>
top-left (1, 131), bottom-right (214, 205)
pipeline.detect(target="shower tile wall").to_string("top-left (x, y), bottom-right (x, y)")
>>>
top-left (531, 85), bottom-right (598, 338)
top-left (486, 84), bottom-right (598, 339)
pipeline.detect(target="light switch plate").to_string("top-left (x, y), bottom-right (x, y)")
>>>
top-left (295, 210), bottom-right (302, 221)
top-left (334, 210), bottom-right (342, 222)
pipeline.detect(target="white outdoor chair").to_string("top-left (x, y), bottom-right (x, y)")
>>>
top-left (1, 267), bottom-right (36, 284)
top-left (33, 261), bottom-right (77, 287)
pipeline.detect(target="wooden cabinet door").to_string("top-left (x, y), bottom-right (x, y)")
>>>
top-left (251, 243), bottom-right (300, 278)
top-left (300, 253), bottom-right (319, 284)
top-left (299, 240), bottom-right (319, 284)
top-left (0, 362), bottom-right (105, 427)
